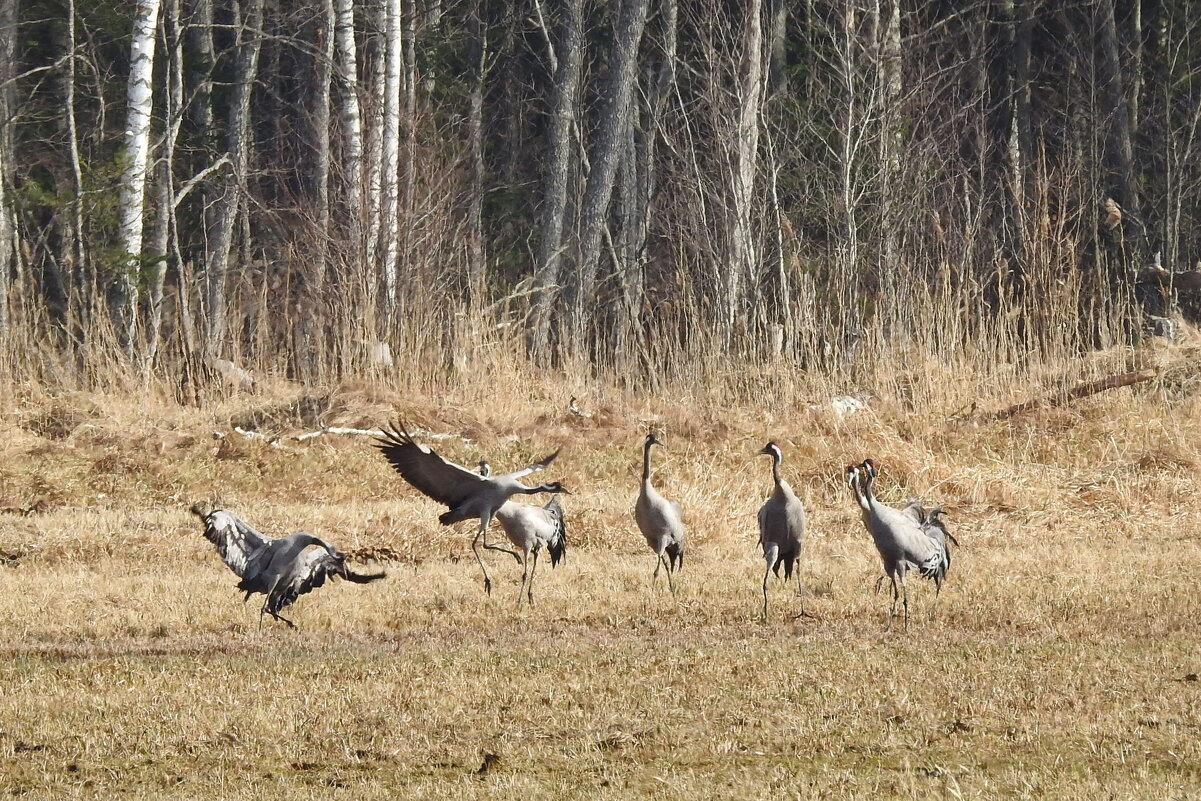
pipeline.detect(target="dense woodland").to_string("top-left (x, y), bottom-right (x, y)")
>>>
top-left (0, 0), bottom-right (1198, 393)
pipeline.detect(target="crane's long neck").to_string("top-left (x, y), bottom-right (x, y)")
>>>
top-left (850, 472), bottom-right (870, 512)
top-left (770, 451), bottom-right (782, 487)
top-left (642, 440), bottom-right (654, 483)
top-left (862, 469), bottom-right (879, 511)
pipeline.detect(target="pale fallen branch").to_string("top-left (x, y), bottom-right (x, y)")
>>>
top-left (984, 367), bottom-right (1160, 422)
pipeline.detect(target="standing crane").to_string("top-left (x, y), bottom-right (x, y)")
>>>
top-left (846, 460), bottom-right (957, 627)
top-left (756, 441), bottom-right (807, 621)
top-left (494, 496), bottom-right (568, 607)
top-left (375, 423), bottom-right (569, 595)
top-left (634, 433), bottom-right (686, 594)
top-left (191, 503), bottom-right (385, 628)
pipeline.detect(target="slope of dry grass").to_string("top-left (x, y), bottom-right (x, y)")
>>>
top-left (0, 360), bottom-right (1199, 798)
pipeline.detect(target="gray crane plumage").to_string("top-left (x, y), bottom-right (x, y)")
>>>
top-left (634, 433), bottom-right (686, 593)
top-left (846, 460), bottom-right (957, 627)
top-left (756, 442), bottom-right (807, 620)
top-left (375, 423), bottom-right (569, 595)
top-left (494, 495), bottom-right (567, 606)
top-left (191, 503), bottom-right (385, 628)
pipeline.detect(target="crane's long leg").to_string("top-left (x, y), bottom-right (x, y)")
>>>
top-left (762, 563), bottom-right (773, 622)
top-left (761, 544), bottom-right (778, 622)
top-left (662, 554), bottom-right (676, 595)
top-left (482, 520), bottom-right (522, 564)
top-left (269, 610), bottom-right (296, 628)
top-left (887, 574), bottom-right (899, 628)
top-left (471, 518), bottom-right (495, 596)
top-left (527, 548), bottom-right (539, 606)
top-left (899, 572), bottom-right (909, 629)
top-left (652, 553), bottom-right (661, 591)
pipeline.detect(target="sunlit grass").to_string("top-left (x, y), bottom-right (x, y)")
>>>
top-left (0, 373), bottom-right (1199, 798)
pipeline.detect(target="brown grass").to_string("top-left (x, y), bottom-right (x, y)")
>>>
top-left (0, 360), bottom-right (1199, 798)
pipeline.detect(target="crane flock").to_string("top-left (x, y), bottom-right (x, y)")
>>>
top-left (192, 422), bottom-right (957, 628)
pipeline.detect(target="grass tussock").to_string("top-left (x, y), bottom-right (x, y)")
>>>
top-left (0, 354), bottom-right (1200, 798)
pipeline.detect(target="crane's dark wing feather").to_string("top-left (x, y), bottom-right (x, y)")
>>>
top-left (192, 505), bottom-right (273, 579)
top-left (375, 422), bottom-right (487, 508)
top-left (268, 550), bottom-right (387, 615)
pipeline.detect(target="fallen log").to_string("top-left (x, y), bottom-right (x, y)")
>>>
top-left (985, 367), bottom-right (1160, 422)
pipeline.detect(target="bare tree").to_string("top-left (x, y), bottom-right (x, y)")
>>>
top-left (114, 0), bottom-right (162, 352)
top-left (203, 0), bottom-right (263, 358)
top-left (530, 0), bottom-right (585, 358)
top-left (726, 0), bottom-right (764, 348)
top-left (147, 0), bottom-right (184, 364)
top-left (0, 0), bottom-right (13, 336)
top-left (568, 0), bottom-right (650, 354)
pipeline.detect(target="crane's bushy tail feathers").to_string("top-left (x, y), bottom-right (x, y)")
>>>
top-left (545, 496), bottom-right (567, 567)
top-left (666, 541), bottom-right (685, 572)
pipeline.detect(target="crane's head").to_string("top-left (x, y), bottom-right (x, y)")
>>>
top-left (757, 441), bottom-right (782, 461)
top-left (537, 481), bottom-right (572, 495)
top-left (477, 460), bottom-right (492, 477)
top-left (644, 432), bottom-right (664, 448)
top-left (860, 458), bottom-right (878, 479)
top-left (845, 464), bottom-right (860, 486)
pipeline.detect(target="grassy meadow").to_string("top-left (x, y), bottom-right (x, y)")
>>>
top-left (0, 353), bottom-right (1199, 799)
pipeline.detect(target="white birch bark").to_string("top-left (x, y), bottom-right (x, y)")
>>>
top-left (114, 0), bottom-right (162, 351)
top-left (379, 0), bottom-right (402, 315)
top-left (335, 0), bottom-right (363, 227)
top-left (364, 0), bottom-right (386, 283)
top-left (63, 0), bottom-right (86, 317)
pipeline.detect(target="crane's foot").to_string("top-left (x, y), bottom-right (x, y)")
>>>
top-left (483, 577), bottom-right (493, 596)
top-left (791, 610), bottom-right (819, 622)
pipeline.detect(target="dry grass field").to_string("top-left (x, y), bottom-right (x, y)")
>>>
top-left (0, 358), bottom-right (1200, 799)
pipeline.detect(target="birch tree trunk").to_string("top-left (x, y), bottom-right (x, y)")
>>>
top-left (365, 0), bottom-right (386, 276)
top-left (114, 0), bottom-right (162, 353)
top-left (569, 0), bottom-right (650, 355)
top-left (335, 0), bottom-right (363, 237)
top-left (727, 0), bottom-right (763, 349)
top-left (530, 0), bottom-right (584, 358)
top-left (62, 0), bottom-right (86, 329)
top-left (203, 0), bottom-right (262, 358)
top-left (378, 0), bottom-right (403, 322)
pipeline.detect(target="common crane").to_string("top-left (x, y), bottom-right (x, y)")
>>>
top-left (375, 423), bottom-right (569, 595)
top-left (634, 433), bottom-right (686, 594)
top-left (191, 503), bottom-right (385, 628)
top-left (756, 441), bottom-right (807, 621)
top-left (494, 495), bottom-right (568, 606)
top-left (846, 460), bottom-right (957, 627)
